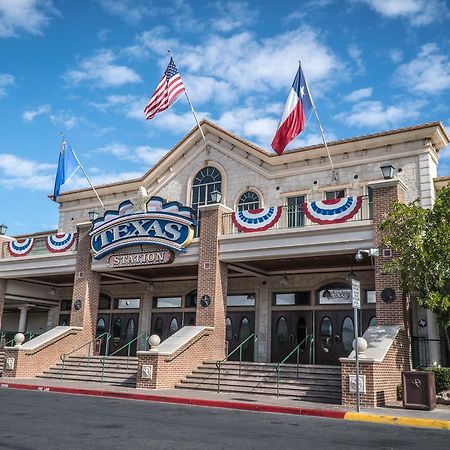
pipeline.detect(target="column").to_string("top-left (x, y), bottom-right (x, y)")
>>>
top-left (195, 204), bottom-right (230, 358)
top-left (0, 279), bottom-right (6, 330)
top-left (70, 224), bottom-right (101, 341)
top-left (18, 306), bottom-right (29, 333)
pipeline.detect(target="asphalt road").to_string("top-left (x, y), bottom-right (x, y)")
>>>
top-left (0, 389), bottom-right (448, 450)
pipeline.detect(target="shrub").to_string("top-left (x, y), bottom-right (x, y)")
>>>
top-left (428, 367), bottom-right (450, 393)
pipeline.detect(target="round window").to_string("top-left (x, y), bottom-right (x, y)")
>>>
top-left (169, 317), bottom-right (179, 335)
top-left (239, 317), bottom-right (251, 350)
top-left (125, 318), bottom-right (136, 343)
top-left (226, 317), bottom-right (232, 342)
top-left (341, 316), bottom-right (354, 353)
top-left (368, 316), bottom-right (377, 327)
top-left (96, 318), bottom-right (106, 334)
top-left (320, 316), bottom-right (333, 353)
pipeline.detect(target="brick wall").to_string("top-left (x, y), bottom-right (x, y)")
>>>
top-left (136, 328), bottom-right (216, 389)
top-left (0, 279), bottom-right (6, 329)
top-left (341, 329), bottom-right (411, 407)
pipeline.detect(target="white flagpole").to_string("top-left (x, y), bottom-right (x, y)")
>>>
top-left (300, 61), bottom-right (336, 180)
top-left (168, 49), bottom-right (209, 152)
top-left (61, 133), bottom-right (104, 208)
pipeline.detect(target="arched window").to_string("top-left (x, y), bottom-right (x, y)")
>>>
top-left (192, 167), bottom-right (222, 213)
top-left (238, 191), bottom-right (260, 211)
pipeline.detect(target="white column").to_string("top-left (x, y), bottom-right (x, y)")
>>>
top-left (18, 306), bottom-right (29, 333)
top-left (426, 310), bottom-right (441, 365)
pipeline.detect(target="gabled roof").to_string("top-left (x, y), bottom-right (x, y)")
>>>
top-left (54, 119), bottom-right (449, 203)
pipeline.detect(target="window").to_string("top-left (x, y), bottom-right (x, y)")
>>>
top-left (227, 294), bottom-right (256, 307)
top-left (60, 300), bottom-right (71, 311)
top-left (276, 316), bottom-right (288, 350)
top-left (238, 191), bottom-right (260, 211)
top-left (185, 290), bottom-right (197, 308)
top-left (320, 316), bottom-right (333, 353)
top-left (115, 298), bottom-right (140, 309)
top-left (98, 294), bottom-right (111, 310)
top-left (273, 292), bottom-right (310, 306)
top-left (286, 196), bottom-right (305, 228)
top-left (325, 190), bottom-right (345, 200)
top-left (192, 167), bottom-right (222, 213)
top-left (341, 317), bottom-right (354, 352)
top-left (153, 297), bottom-right (182, 308)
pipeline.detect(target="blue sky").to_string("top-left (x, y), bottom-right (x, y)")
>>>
top-left (1, 0), bottom-right (449, 235)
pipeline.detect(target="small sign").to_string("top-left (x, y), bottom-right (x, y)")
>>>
top-left (349, 374), bottom-right (366, 393)
top-left (319, 289), bottom-right (352, 304)
top-left (142, 365), bottom-right (153, 379)
top-left (352, 279), bottom-right (361, 309)
top-left (108, 249), bottom-right (174, 268)
top-left (5, 358), bottom-right (15, 370)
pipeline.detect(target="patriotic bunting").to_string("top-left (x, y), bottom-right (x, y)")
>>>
top-left (232, 207), bottom-right (282, 233)
top-left (8, 238), bottom-right (34, 257)
top-left (46, 233), bottom-right (76, 253)
top-left (303, 196), bottom-right (363, 225)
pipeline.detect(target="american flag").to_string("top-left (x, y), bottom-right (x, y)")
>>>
top-left (144, 57), bottom-right (186, 120)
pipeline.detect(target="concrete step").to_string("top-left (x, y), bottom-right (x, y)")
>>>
top-left (202, 361), bottom-right (340, 373)
top-left (52, 361), bottom-right (138, 370)
top-left (36, 373), bottom-right (136, 386)
top-left (40, 368), bottom-right (137, 378)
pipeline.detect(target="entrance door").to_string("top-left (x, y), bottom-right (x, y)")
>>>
top-left (110, 313), bottom-right (139, 356)
top-left (151, 312), bottom-right (183, 342)
top-left (271, 311), bottom-right (313, 363)
top-left (226, 311), bottom-right (255, 361)
top-left (315, 310), bottom-right (356, 365)
top-left (95, 313), bottom-right (111, 355)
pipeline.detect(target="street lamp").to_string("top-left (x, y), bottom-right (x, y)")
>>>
top-left (0, 223), bottom-right (7, 235)
top-left (380, 164), bottom-right (395, 180)
top-left (88, 211), bottom-right (99, 221)
top-left (210, 190), bottom-right (222, 204)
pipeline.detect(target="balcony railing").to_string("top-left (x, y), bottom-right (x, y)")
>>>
top-left (222, 196), bottom-right (372, 236)
top-left (0, 231), bottom-right (78, 260)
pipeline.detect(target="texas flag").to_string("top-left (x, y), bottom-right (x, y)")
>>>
top-left (271, 65), bottom-right (314, 155)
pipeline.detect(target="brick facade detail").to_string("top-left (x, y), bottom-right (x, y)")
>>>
top-left (0, 279), bottom-right (6, 329)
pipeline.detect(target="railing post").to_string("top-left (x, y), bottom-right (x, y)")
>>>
top-left (217, 361), bottom-right (221, 393)
top-left (276, 367), bottom-right (280, 397)
top-left (309, 336), bottom-right (314, 364)
top-left (105, 334), bottom-right (110, 356)
top-left (61, 355), bottom-right (65, 380)
top-left (296, 347), bottom-right (300, 379)
top-left (239, 346), bottom-right (242, 376)
top-left (127, 344), bottom-right (131, 369)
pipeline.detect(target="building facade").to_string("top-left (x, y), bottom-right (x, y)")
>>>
top-left (0, 120), bottom-right (448, 405)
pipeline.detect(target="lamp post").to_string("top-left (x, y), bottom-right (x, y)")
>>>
top-left (380, 164), bottom-right (395, 180)
top-left (210, 190), bottom-right (222, 204)
top-left (88, 211), bottom-right (99, 222)
top-left (0, 223), bottom-right (7, 235)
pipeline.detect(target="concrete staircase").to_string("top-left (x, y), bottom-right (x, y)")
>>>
top-left (0, 350), bottom-right (5, 376)
top-left (176, 361), bottom-right (342, 404)
top-left (36, 356), bottom-right (138, 387)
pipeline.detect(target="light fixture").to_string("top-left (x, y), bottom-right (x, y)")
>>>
top-left (88, 211), bottom-right (99, 221)
top-left (210, 190), bottom-right (222, 204)
top-left (280, 260), bottom-right (289, 286)
top-left (355, 248), bottom-right (379, 262)
top-left (380, 163), bottom-right (395, 180)
top-left (0, 223), bottom-right (7, 235)
top-left (322, 288), bottom-right (332, 299)
top-left (48, 287), bottom-right (56, 296)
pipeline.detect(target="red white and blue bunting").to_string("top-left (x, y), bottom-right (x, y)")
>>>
top-left (303, 196), bottom-right (363, 225)
top-left (8, 238), bottom-right (34, 257)
top-left (232, 207), bottom-right (282, 233)
top-left (46, 233), bottom-right (76, 253)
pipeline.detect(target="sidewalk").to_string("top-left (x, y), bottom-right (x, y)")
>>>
top-left (1, 377), bottom-right (449, 430)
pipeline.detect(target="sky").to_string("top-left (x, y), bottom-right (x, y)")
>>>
top-left (1, 0), bottom-right (449, 235)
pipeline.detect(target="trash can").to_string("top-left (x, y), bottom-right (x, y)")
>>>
top-left (402, 371), bottom-right (436, 410)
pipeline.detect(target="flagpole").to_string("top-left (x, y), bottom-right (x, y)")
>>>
top-left (300, 61), bottom-right (336, 180)
top-left (168, 49), bottom-right (209, 152)
top-left (61, 133), bottom-right (104, 208)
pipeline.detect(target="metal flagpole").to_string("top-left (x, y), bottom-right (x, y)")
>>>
top-left (61, 134), bottom-right (104, 208)
top-left (168, 49), bottom-right (209, 152)
top-left (300, 61), bottom-right (336, 180)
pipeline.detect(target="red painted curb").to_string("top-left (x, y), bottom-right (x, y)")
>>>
top-left (0, 382), bottom-right (347, 420)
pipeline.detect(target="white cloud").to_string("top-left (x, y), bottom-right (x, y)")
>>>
top-left (0, 153), bottom-right (55, 191)
top-left (93, 0), bottom-right (152, 24)
top-left (348, 44), bottom-right (365, 74)
top-left (94, 142), bottom-right (168, 166)
top-left (64, 50), bottom-right (141, 88)
top-left (211, 2), bottom-right (258, 33)
top-left (64, 170), bottom-right (143, 191)
top-left (388, 48), bottom-right (404, 63)
top-left (393, 43), bottom-right (450, 94)
top-left (49, 111), bottom-right (79, 130)
top-left (0, 0), bottom-right (58, 38)
top-left (0, 73), bottom-right (14, 96)
top-left (22, 104), bottom-right (51, 122)
top-left (90, 94), bottom-right (148, 120)
top-left (336, 99), bottom-right (424, 128)
top-left (344, 87), bottom-right (373, 102)
top-left (355, 0), bottom-right (449, 26)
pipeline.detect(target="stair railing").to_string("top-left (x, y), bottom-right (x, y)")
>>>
top-left (215, 333), bottom-right (257, 393)
top-left (1, 330), bottom-right (35, 348)
top-left (275, 334), bottom-right (314, 397)
top-left (60, 332), bottom-right (111, 380)
top-left (100, 332), bottom-right (150, 383)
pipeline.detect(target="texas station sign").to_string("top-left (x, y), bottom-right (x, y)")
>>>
top-left (108, 248), bottom-right (174, 268)
top-left (89, 192), bottom-right (197, 261)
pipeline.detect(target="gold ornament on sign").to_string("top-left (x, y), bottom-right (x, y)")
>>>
top-left (131, 186), bottom-right (151, 213)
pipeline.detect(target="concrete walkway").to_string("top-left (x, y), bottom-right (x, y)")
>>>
top-left (1, 377), bottom-right (449, 429)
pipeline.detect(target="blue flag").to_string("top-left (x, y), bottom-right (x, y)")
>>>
top-left (53, 138), bottom-right (80, 200)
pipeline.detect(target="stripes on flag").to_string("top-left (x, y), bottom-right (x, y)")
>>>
top-left (144, 57), bottom-right (186, 120)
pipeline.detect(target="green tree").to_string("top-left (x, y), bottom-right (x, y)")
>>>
top-left (379, 186), bottom-right (450, 349)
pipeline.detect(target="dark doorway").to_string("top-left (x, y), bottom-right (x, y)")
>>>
top-left (151, 312), bottom-right (183, 342)
top-left (110, 313), bottom-right (139, 356)
top-left (271, 311), bottom-right (313, 363)
top-left (226, 311), bottom-right (255, 361)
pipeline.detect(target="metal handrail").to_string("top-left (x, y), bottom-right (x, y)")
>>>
top-left (1, 330), bottom-right (36, 348)
top-left (275, 334), bottom-right (314, 397)
top-left (100, 332), bottom-right (150, 383)
top-left (216, 333), bottom-right (257, 393)
top-left (60, 332), bottom-right (111, 380)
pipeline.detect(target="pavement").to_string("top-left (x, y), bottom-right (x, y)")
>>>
top-left (0, 377), bottom-right (449, 430)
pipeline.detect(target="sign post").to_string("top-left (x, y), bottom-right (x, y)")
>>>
top-left (352, 278), bottom-right (361, 413)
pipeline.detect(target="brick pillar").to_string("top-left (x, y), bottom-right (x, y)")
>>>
top-left (0, 279), bottom-right (6, 330)
top-left (70, 224), bottom-right (101, 341)
top-left (195, 204), bottom-right (229, 359)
